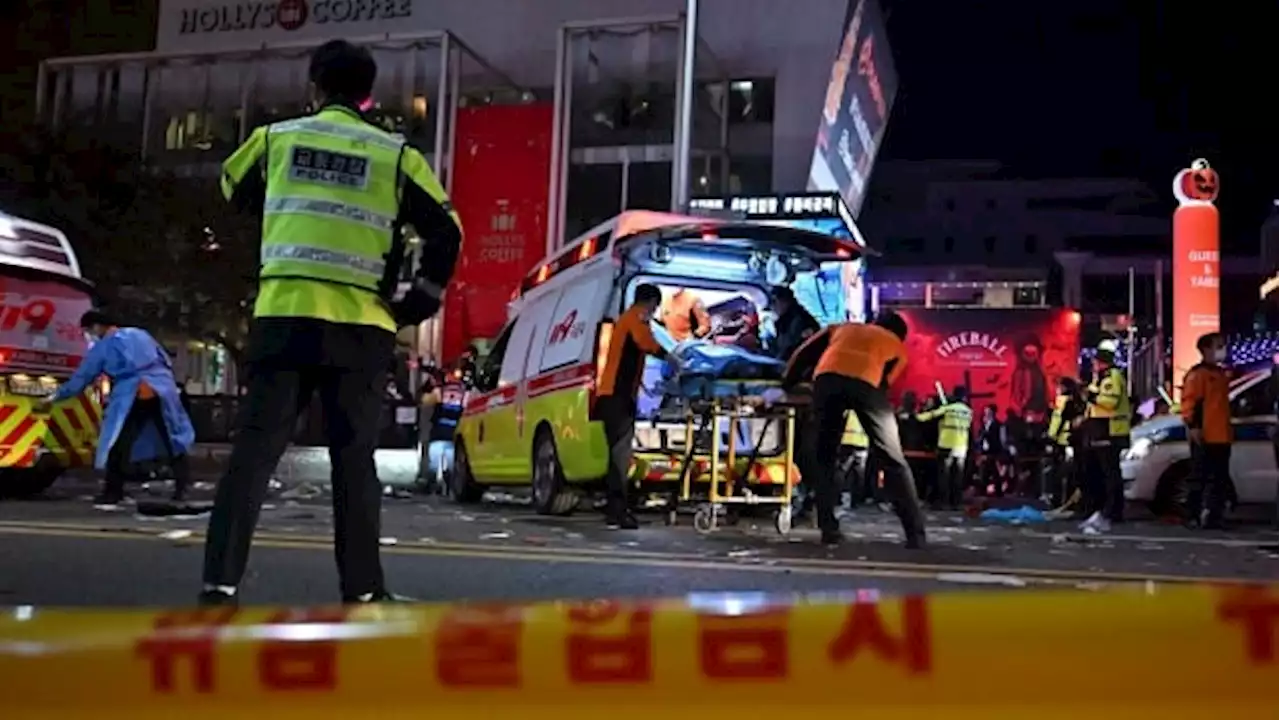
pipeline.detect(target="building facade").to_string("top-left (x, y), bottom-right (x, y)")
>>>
top-left (39, 0), bottom-right (849, 230)
top-left (861, 160), bottom-right (1267, 327)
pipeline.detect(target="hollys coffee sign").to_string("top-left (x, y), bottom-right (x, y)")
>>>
top-left (178, 0), bottom-right (411, 35)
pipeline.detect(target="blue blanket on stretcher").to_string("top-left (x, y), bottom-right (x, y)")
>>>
top-left (637, 325), bottom-right (786, 416)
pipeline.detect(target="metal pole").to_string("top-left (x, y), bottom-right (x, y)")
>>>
top-left (672, 0), bottom-right (699, 211)
top-left (546, 27), bottom-right (568, 255)
top-left (554, 29), bottom-right (574, 250)
top-left (431, 34), bottom-right (450, 182)
top-left (619, 156), bottom-right (631, 212)
top-left (1154, 258), bottom-right (1165, 390)
top-left (445, 42), bottom-right (461, 190)
top-left (140, 64), bottom-right (158, 160)
top-left (238, 59), bottom-right (255, 143)
top-left (1127, 266), bottom-right (1136, 397)
top-left (35, 62), bottom-right (47, 120)
top-left (718, 77), bottom-right (730, 192)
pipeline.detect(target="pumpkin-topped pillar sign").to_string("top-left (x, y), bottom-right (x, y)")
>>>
top-left (1171, 158), bottom-right (1221, 398)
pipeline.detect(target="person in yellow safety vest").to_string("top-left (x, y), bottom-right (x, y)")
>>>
top-left (1078, 339), bottom-right (1131, 535)
top-left (840, 410), bottom-right (875, 507)
top-left (916, 386), bottom-right (972, 509)
top-left (200, 40), bottom-right (464, 607)
top-left (1045, 376), bottom-right (1085, 507)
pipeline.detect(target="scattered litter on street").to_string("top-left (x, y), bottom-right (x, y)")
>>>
top-left (158, 530), bottom-right (192, 541)
top-left (480, 532), bottom-right (512, 540)
top-left (378, 537), bottom-right (398, 546)
top-left (727, 549), bottom-right (758, 558)
top-left (456, 514), bottom-right (476, 522)
top-left (279, 483), bottom-right (322, 500)
top-left (418, 537), bottom-right (438, 544)
top-left (936, 572), bottom-right (1028, 588)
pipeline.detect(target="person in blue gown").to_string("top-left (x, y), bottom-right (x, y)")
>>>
top-left (38, 311), bottom-right (195, 505)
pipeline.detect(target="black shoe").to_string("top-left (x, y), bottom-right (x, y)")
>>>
top-left (197, 588), bottom-right (238, 607)
top-left (92, 492), bottom-right (125, 506)
top-left (343, 589), bottom-right (413, 604)
top-left (606, 512), bottom-right (640, 530)
top-left (820, 530), bottom-right (844, 546)
top-left (905, 531), bottom-right (927, 550)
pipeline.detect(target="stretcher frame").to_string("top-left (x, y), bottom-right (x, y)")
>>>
top-left (661, 395), bottom-right (798, 535)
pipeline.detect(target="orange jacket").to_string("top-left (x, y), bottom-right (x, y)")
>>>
top-left (598, 304), bottom-right (666, 399)
top-left (1180, 362), bottom-right (1231, 444)
top-left (663, 290), bottom-right (711, 342)
top-left (785, 323), bottom-right (907, 389)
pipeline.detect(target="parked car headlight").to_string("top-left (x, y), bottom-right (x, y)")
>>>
top-left (1124, 437), bottom-right (1154, 462)
top-left (1124, 429), bottom-right (1168, 462)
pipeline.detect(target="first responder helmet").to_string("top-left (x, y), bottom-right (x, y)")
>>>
top-left (1096, 338), bottom-right (1119, 362)
top-left (309, 40), bottom-right (377, 106)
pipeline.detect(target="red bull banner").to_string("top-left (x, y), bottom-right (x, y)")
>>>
top-left (442, 103), bottom-right (553, 362)
top-left (893, 309), bottom-right (1081, 421)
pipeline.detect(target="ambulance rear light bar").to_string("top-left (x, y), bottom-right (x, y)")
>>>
top-left (520, 235), bottom-right (607, 295)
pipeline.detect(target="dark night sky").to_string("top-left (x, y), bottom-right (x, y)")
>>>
top-left (878, 0), bottom-right (1276, 254)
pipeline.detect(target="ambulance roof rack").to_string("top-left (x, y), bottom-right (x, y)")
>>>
top-left (0, 212), bottom-right (86, 283)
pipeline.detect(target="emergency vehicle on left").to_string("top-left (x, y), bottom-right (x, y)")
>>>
top-left (0, 211), bottom-right (102, 497)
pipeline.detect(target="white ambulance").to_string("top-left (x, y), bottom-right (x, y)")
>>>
top-left (450, 208), bottom-right (867, 514)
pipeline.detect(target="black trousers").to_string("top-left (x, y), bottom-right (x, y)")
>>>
top-left (203, 321), bottom-right (392, 599)
top-left (811, 374), bottom-right (925, 537)
top-left (1187, 442), bottom-right (1231, 524)
top-left (595, 394), bottom-right (636, 515)
top-left (934, 449), bottom-right (965, 508)
top-left (104, 396), bottom-right (191, 498)
top-left (1081, 442), bottom-right (1124, 521)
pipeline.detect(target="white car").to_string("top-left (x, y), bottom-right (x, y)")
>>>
top-left (1122, 368), bottom-right (1278, 511)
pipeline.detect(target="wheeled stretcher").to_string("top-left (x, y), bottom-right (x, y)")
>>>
top-left (648, 382), bottom-right (799, 535)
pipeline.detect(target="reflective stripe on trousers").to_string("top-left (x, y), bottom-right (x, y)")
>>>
top-left (264, 196), bottom-right (397, 233)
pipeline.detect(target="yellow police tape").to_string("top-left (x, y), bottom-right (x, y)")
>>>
top-left (0, 585), bottom-right (1275, 719)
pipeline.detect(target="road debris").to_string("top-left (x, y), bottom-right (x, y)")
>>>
top-left (158, 530), bottom-right (193, 541)
top-left (936, 572), bottom-right (1028, 588)
top-left (480, 531), bottom-right (512, 540)
top-left (378, 537), bottom-right (398, 546)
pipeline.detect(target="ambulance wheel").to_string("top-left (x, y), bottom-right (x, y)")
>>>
top-left (0, 467), bottom-right (63, 499)
top-left (450, 442), bottom-right (485, 504)
top-left (693, 506), bottom-right (716, 534)
top-left (532, 429), bottom-right (578, 516)
top-left (773, 507), bottom-right (792, 535)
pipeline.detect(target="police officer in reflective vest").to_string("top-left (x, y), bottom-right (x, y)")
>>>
top-left (840, 410), bottom-right (874, 506)
top-left (1078, 340), bottom-right (1130, 535)
top-left (916, 386), bottom-right (971, 509)
top-left (200, 40), bottom-right (463, 605)
top-left (1045, 376), bottom-right (1084, 506)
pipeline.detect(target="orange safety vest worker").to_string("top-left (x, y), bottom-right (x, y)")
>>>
top-left (663, 288), bottom-right (711, 343)
top-left (598, 304), bottom-right (668, 401)
top-left (1180, 362), bottom-right (1232, 445)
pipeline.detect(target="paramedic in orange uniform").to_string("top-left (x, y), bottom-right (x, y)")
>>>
top-left (596, 284), bottom-right (670, 529)
top-left (1180, 332), bottom-right (1233, 528)
top-left (663, 287), bottom-right (712, 342)
top-left (784, 311), bottom-right (926, 547)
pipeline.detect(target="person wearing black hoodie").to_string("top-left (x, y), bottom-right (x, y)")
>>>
top-left (767, 287), bottom-right (820, 361)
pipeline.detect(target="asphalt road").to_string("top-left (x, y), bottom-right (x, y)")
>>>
top-left (0, 475), bottom-right (1274, 607)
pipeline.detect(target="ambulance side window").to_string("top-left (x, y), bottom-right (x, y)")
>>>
top-left (501, 293), bottom-right (556, 386)
top-left (538, 271), bottom-right (612, 372)
top-left (475, 323), bottom-right (514, 393)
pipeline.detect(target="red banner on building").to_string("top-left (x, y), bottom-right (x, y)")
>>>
top-left (442, 103), bottom-right (553, 362)
top-left (893, 309), bottom-right (1081, 422)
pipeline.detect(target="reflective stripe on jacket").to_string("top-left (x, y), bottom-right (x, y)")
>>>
top-left (842, 411), bottom-right (868, 448)
top-left (221, 106), bottom-right (460, 332)
top-left (1087, 366), bottom-right (1131, 438)
top-left (918, 401), bottom-right (972, 451)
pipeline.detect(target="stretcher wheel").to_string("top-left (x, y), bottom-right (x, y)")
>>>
top-left (693, 506), bottom-right (716, 534)
top-left (773, 507), bottom-right (792, 535)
